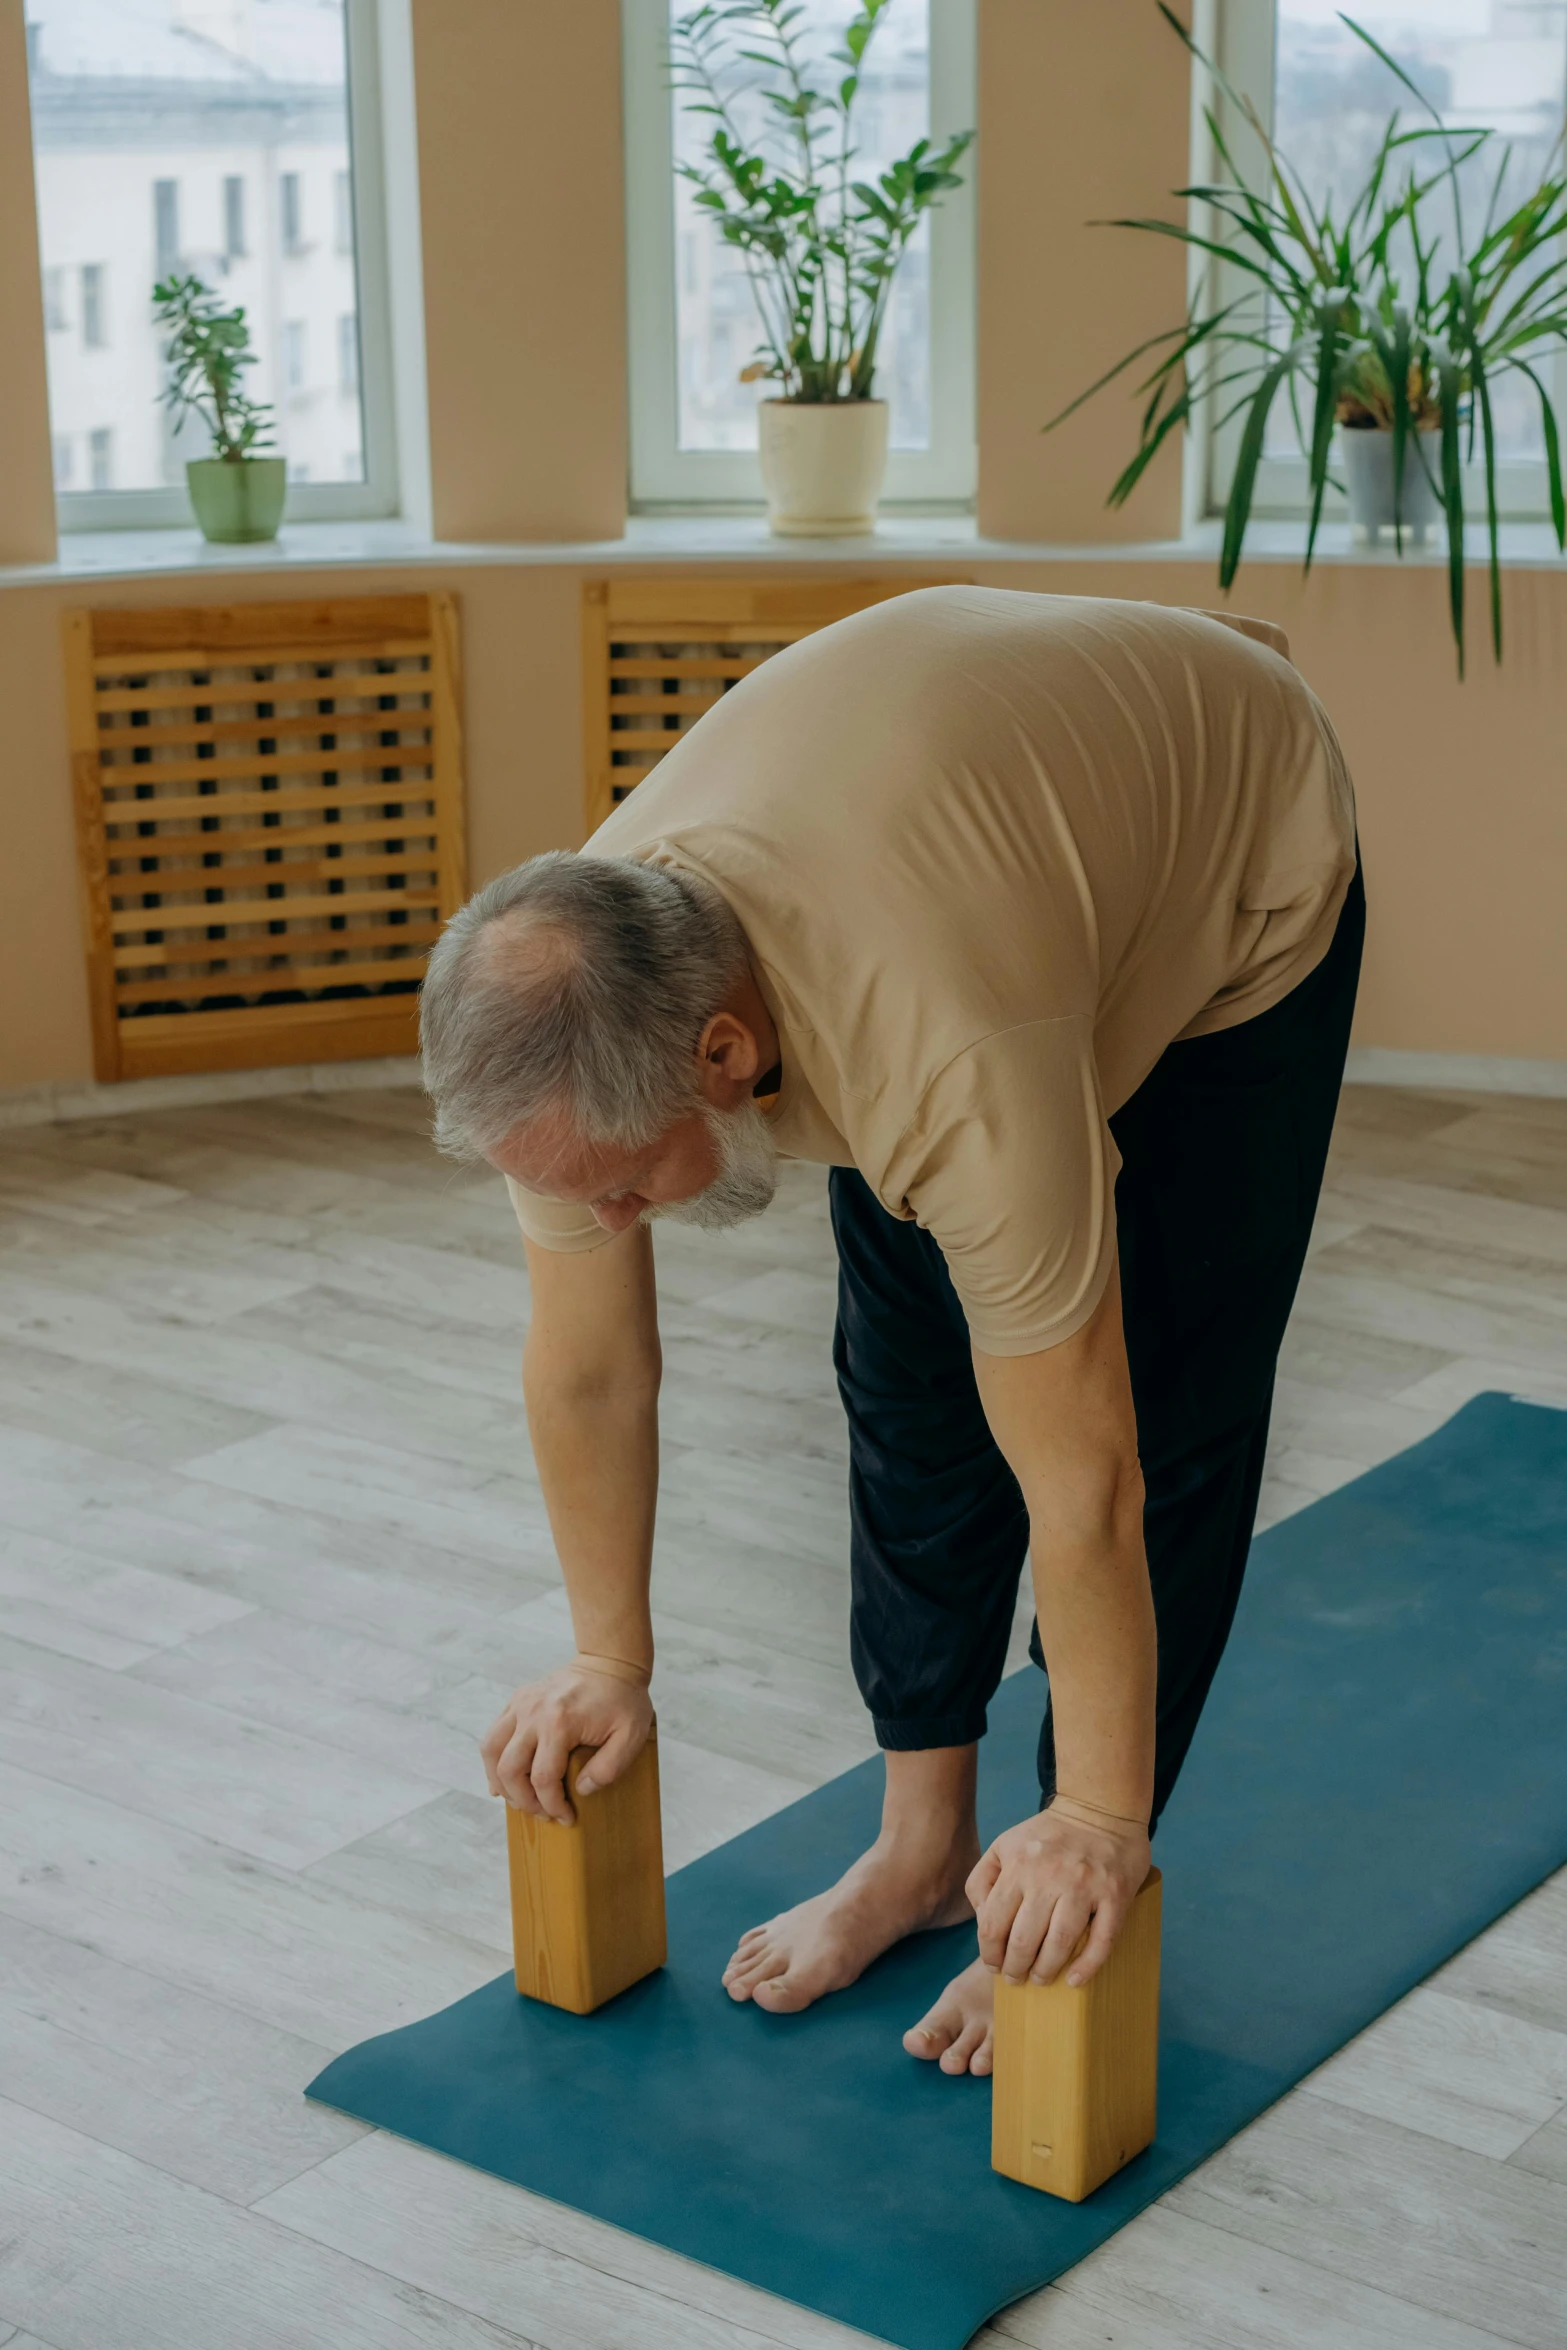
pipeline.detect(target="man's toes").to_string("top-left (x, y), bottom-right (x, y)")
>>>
top-left (724, 1940), bottom-right (788, 2000)
top-left (903, 2008), bottom-right (958, 2061)
top-left (968, 2031), bottom-right (994, 2078)
top-left (751, 1969), bottom-right (813, 2014)
top-left (938, 2019), bottom-right (990, 2075)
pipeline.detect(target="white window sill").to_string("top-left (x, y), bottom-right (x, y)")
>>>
top-left (5, 510), bottom-right (1567, 589)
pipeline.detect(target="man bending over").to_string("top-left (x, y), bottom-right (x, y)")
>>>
top-left (420, 587), bottom-right (1362, 2073)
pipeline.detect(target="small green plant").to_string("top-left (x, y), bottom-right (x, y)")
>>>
top-left (671, 0), bottom-right (972, 403)
top-left (1046, 6), bottom-right (1567, 670)
top-left (152, 273), bottom-right (275, 461)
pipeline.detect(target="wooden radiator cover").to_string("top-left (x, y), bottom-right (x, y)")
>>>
top-left (581, 575), bottom-right (967, 832)
top-left (65, 593), bottom-right (464, 1083)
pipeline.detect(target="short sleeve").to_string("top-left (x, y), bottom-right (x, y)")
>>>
top-left (1189, 608), bottom-right (1293, 664)
top-left (504, 1174), bottom-right (616, 1255)
top-left (882, 1018), bottom-right (1120, 1356)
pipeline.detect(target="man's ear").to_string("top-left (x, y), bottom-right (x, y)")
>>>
top-left (696, 1010), bottom-right (762, 1099)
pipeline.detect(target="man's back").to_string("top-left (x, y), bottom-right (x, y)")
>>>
top-left (590, 587), bottom-right (1355, 1116)
top-left (513, 587), bottom-right (1357, 1351)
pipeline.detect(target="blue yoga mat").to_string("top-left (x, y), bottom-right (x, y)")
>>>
top-left (308, 1394), bottom-right (1567, 2350)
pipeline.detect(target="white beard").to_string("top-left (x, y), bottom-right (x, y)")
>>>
top-left (646, 1098), bottom-right (780, 1231)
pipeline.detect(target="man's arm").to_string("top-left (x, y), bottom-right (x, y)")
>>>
top-left (966, 1258), bottom-right (1158, 1987)
top-left (480, 1223), bottom-right (662, 1823)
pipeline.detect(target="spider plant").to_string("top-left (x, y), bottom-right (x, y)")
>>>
top-left (1046, 7), bottom-right (1567, 671)
top-left (670, 0), bottom-right (972, 404)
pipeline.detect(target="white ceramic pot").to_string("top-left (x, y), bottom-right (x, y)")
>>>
top-left (1339, 423), bottom-right (1443, 546)
top-left (758, 398), bottom-right (890, 537)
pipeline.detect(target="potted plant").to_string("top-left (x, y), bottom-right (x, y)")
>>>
top-left (1046, 7), bottom-right (1567, 671)
top-left (671, 0), bottom-right (971, 536)
top-left (152, 273), bottom-right (285, 544)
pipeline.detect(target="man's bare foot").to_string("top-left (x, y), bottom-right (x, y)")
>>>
top-left (722, 1826), bottom-right (979, 2013)
top-left (903, 1955), bottom-right (994, 2076)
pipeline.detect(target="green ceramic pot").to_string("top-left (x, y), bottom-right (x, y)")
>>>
top-left (185, 455), bottom-right (287, 544)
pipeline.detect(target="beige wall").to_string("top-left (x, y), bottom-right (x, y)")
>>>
top-left (1, 6), bottom-right (1563, 1092)
top-left (0, 0), bottom-right (57, 565)
top-left (978, 1), bottom-right (1191, 542)
top-left (412, 0), bottom-right (628, 541)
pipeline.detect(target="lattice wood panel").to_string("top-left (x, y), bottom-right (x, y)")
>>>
top-left (581, 576), bottom-right (967, 833)
top-left (65, 594), bottom-right (464, 1082)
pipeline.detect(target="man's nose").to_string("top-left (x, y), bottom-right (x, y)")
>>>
top-left (591, 1196), bottom-right (644, 1233)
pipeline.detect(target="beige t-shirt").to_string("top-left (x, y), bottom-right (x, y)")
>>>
top-left (508, 588), bottom-right (1356, 1355)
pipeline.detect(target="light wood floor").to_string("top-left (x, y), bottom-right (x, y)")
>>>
top-left (1, 1079), bottom-right (1565, 2350)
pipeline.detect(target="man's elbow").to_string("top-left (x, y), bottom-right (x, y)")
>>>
top-left (1030, 1449), bottom-right (1145, 1559)
top-left (522, 1334), bottom-right (662, 1419)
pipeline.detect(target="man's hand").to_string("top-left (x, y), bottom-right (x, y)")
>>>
top-left (481, 1661), bottom-right (653, 1823)
top-left (967, 1802), bottom-right (1152, 1988)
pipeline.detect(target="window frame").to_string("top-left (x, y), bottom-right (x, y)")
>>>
top-left (621, 0), bottom-right (977, 512)
top-left (46, 0), bottom-right (399, 533)
top-left (1197, 0), bottom-right (1562, 527)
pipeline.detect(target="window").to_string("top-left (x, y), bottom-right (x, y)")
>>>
top-left (281, 171), bottom-right (304, 254)
top-left (622, 0), bottom-right (976, 508)
top-left (43, 266), bottom-right (66, 330)
top-left (334, 169), bottom-right (353, 252)
top-left (52, 434), bottom-right (73, 487)
top-left (224, 175), bottom-right (247, 262)
top-left (153, 179), bottom-right (180, 275)
top-left (338, 311), bottom-right (359, 396)
top-left (27, 0), bottom-right (397, 528)
top-left (1201, 2), bottom-right (1567, 521)
top-left (80, 263), bottom-right (106, 348)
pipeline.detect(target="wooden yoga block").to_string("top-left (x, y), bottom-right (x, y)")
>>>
top-left (991, 1866), bottom-right (1162, 2203)
top-left (506, 1729), bottom-right (667, 2015)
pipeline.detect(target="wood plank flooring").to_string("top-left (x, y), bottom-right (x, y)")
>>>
top-left (0, 1078), bottom-right (1563, 2350)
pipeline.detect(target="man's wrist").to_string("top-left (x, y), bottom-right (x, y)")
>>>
top-left (1049, 1790), bottom-right (1150, 1835)
top-left (573, 1651), bottom-right (653, 1688)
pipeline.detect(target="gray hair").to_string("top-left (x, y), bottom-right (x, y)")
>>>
top-left (419, 852), bottom-right (749, 1161)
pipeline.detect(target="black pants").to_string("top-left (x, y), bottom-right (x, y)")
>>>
top-left (830, 864), bottom-right (1364, 1829)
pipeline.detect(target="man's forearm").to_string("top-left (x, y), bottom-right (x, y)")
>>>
top-left (523, 1351), bottom-right (661, 1672)
top-left (1029, 1496), bottom-right (1157, 1825)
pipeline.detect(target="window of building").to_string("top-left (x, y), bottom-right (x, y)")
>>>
top-left (338, 311), bottom-right (359, 396)
top-left (622, 0), bottom-right (976, 508)
top-left (1202, 2), bottom-right (1567, 521)
top-left (281, 171), bottom-right (305, 254)
top-left (27, 0), bottom-right (397, 528)
top-left (223, 175), bottom-right (247, 262)
top-left (80, 263), bottom-right (106, 348)
top-left (52, 434), bottom-right (73, 486)
top-left (43, 266), bottom-right (67, 331)
top-left (153, 179), bottom-right (180, 276)
top-left (334, 169), bottom-right (353, 253)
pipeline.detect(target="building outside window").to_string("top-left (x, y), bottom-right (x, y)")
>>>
top-left (223, 174), bottom-right (246, 261)
top-left (80, 262), bottom-right (106, 347)
top-left (52, 434), bottom-right (73, 487)
top-left (153, 178), bottom-right (180, 275)
top-left (25, 0), bottom-right (394, 525)
top-left (623, 0), bottom-right (976, 508)
top-left (281, 169), bottom-right (304, 253)
top-left (333, 167), bottom-right (352, 252)
top-left (43, 265), bottom-right (67, 330)
top-left (337, 310), bottom-right (358, 395)
top-left (1206, 0), bottom-right (1567, 518)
